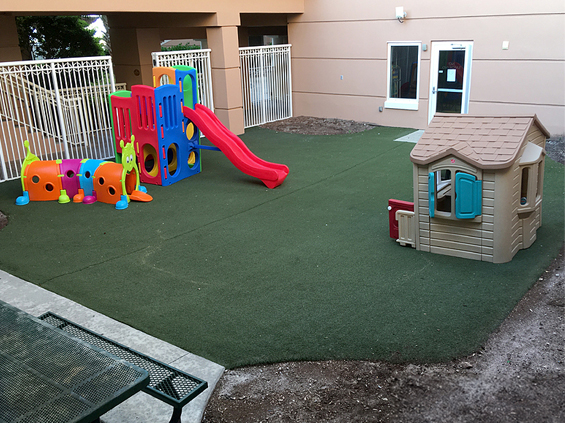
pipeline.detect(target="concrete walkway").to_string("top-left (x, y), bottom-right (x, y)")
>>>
top-left (394, 129), bottom-right (425, 143)
top-left (0, 269), bottom-right (224, 423)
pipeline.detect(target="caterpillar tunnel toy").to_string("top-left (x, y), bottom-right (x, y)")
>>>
top-left (16, 138), bottom-right (152, 210)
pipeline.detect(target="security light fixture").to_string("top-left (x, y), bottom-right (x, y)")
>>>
top-left (396, 7), bottom-right (407, 23)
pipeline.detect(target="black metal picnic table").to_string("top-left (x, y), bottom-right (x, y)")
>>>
top-left (0, 300), bottom-right (150, 423)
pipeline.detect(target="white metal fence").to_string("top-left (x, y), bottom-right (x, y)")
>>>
top-left (152, 45), bottom-right (292, 129)
top-left (0, 56), bottom-right (116, 182)
top-left (239, 45), bottom-right (292, 128)
top-left (151, 49), bottom-right (214, 112)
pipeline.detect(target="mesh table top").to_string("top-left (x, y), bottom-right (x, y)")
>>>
top-left (39, 312), bottom-right (208, 408)
top-left (0, 301), bottom-right (149, 423)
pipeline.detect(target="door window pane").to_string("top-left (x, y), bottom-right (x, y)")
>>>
top-left (436, 91), bottom-right (463, 113)
top-left (438, 50), bottom-right (465, 90)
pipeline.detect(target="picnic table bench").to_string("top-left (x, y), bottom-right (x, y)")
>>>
top-left (0, 300), bottom-right (150, 423)
top-left (39, 312), bottom-right (208, 423)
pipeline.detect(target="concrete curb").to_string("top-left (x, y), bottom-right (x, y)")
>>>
top-left (0, 269), bottom-right (225, 423)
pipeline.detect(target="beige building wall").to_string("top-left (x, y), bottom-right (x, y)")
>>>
top-left (288, 0), bottom-right (565, 135)
top-left (2, 1), bottom-right (563, 134)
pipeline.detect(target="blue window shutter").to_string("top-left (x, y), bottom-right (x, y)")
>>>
top-left (455, 173), bottom-right (482, 219)
top-left (428, 172), bottom-right (435, 218)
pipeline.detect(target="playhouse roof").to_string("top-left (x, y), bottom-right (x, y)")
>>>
top-left (410, 114), bottom-right (550, 169)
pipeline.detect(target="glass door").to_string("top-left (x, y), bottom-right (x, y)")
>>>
top-left (428, 42), bottom-right (473, 123)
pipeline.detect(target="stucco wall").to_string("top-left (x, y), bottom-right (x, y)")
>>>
top-left (3, 1), bottom-right (563, 134)
top-left (288, 0), bottom-right (565, 135)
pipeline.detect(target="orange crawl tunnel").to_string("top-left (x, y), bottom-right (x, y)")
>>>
top-left (93, 162), bottom-right (134, 205)
top-left (24, 160), bottom-right (63, 201)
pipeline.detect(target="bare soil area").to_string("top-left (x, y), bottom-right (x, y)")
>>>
top-left (260, 116), bottom-right (380, 136)
top-left (202, 117), bottom-right (565, 423)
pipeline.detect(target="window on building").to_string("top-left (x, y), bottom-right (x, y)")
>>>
top-left (428, 170), bottom-right (482, 219)
top-left (385, 43), bottom-right (421, 110)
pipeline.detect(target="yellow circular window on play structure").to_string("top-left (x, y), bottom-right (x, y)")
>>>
top-left (167, 144), bottom-right (178, 176)
top-left (188, 151), bottom-right (197, 168)
top-left (185, 122), bottom-right (195, 140)
top-left (143, 144), bottom-right (158, 177)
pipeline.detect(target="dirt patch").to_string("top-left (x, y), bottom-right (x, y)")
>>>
top-left (261, 116), bottom-right (378, 136)
top-left (546, 135), bottom-right (565, 165)
top-left (202, 117), bottom-right (565, 423)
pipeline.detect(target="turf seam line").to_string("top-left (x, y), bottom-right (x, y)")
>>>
top-left (39, 142), bottom-right (408, 285)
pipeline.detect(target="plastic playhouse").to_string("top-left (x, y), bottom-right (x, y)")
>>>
top-left (16, 139), bottom-right (152, 210)
top-left (389, 114), bottom-right (549, 263)
top-left (110, 65), bottom-right (289, 189)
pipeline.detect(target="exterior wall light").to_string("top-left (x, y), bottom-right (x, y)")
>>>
top-left (396, 7), bottom-right (407, 23)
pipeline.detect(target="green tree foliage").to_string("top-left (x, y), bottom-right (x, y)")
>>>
top-left (16, 16), bottom-right (104, 60)
top-left (161, 43), bottom-right (201, 52)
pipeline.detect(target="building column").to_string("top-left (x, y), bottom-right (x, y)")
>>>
top-left (108, 24), bottom-right (161, 88)
top-left (0, 14), bottom-right (22, 62)
top-left (206, 26), bottom-right (245, 135)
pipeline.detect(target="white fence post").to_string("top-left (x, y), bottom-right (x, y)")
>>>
top-left (51, 61), bottom-right (70, 160)
top-left (239, 44), bottom-right (292, 128)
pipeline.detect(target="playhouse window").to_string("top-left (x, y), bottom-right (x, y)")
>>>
top-left (385, 43), bottom-right (421, 111)
top-left (518, 142), bottom-right (544, 213)
top-left (436, 170), bottom-right (452, 213)
top-left (520, 168), bottom-right (529, 206)
top-left (519, 163), bottom-right (543, 212)
top-left (428, 170), bottom-right (482, 219)
top-left (536, 161), bottom-right (544, 201)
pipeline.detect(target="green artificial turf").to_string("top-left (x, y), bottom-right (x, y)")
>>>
top-left (0, 126), bottom-right (563, 369)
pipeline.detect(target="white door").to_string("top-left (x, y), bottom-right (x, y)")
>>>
top-left (428, 41), bottom-right (473, 123)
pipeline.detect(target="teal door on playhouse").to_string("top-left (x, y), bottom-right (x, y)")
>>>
top-left (428, 171), bottom-right (482, 219)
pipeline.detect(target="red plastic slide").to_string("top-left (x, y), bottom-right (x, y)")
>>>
top-left (183, 104), bottom-right (289, 188)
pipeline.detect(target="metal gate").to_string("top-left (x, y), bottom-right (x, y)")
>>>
top-left (0, 56), bottom-right (117, 182)
top-left (151, 49), bottom-right (214, 112)
top-left (239, 45), bottom-right (292, 128)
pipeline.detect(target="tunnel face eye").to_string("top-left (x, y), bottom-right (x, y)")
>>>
top-left (67, 170), bottom-right (75, 178)
top-left (99, 177), bottom-right (105, 186)
top-left (109, 187), bottom-right (116, 196)
top-left (32, 175), bottom-right (40, 184)
top-left (45, 183), bottom-right (54, 192)
top-left (85, 171), bottom-right (91, 178)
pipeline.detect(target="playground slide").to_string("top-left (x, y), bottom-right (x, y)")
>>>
top-left (183, 104), bottom-right (289, 188)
